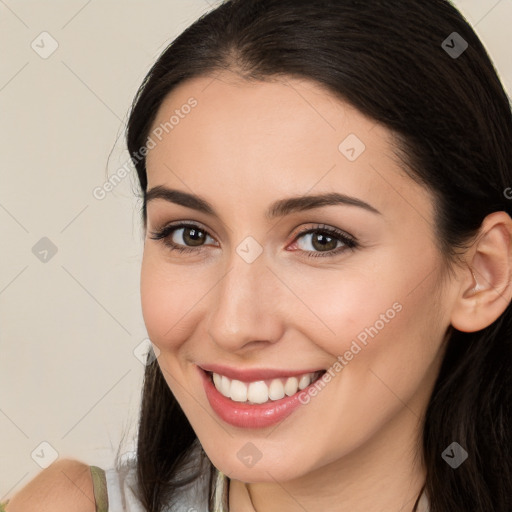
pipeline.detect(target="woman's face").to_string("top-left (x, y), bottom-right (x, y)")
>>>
top-left (141, 72), bottom-right (458, 482)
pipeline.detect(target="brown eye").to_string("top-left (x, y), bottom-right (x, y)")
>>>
top-left (308, 232), bottom-right (339, 252)
top-left (178, 227), bottom-right (207, 246)
top-left (291, 225), bottom-right (358, 259)
top-left (149, 223), bottom-right (216, 253)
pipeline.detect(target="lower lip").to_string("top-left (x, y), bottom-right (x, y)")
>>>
top-left (198, 367), bottom-right (320, 429)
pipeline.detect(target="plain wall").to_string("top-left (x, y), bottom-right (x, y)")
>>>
top-left (1, 0), bottom-right (511, 501)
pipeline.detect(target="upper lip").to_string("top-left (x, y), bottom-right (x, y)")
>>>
top-left (198, 363), bottom-right (325, 382)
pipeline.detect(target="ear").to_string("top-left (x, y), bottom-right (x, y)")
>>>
top-left (450, 211), bottom-right (512, 333)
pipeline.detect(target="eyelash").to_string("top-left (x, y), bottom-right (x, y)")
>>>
top-left (148, 222), bottom-right (358, 259)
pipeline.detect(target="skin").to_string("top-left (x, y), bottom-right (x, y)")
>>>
top-left (140, 71), bottom-right (512, 512)
top-left (5, 459), bottom-right (96, 512)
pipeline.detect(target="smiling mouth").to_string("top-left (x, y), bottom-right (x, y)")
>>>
top-left (207, 369), bottom-right (326, 405)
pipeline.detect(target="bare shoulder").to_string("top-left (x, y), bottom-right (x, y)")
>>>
top-left (5, 458), bottom-right (96, 512)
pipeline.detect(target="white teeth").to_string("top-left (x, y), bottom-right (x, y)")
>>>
top-left (247, 381), bottom-right (268, 404)
top-left (284, 376), bottom-right (299, 396)
top-left (230, 379), bottom-right (248, 402)
top-left (298, 374), bottom-right (311, 390)
top-left (211, 371), bottom-right (321, 404)
top-left (268, 379), bottom-right (285, 400)
top-left (220, 375), bottom-right (231, 397)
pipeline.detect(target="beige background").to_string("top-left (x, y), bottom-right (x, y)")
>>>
top-left (1, 0), bottom-right (511, 501)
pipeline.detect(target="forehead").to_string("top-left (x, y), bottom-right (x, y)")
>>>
top-left (144, 72), bottom-right (434, 226)
top-left (147, 72), bottom-right (381, 167)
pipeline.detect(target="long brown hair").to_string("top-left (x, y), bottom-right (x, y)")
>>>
top-left (125, 1), bottom-right (512, 510)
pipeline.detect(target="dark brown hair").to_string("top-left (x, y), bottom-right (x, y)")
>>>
top-left (125, 1), bottom-right (512, 510)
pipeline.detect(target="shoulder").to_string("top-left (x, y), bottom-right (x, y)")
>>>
top-left (5, 458), bottom-right (96, 512)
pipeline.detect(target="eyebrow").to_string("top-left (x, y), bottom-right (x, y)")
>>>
top-left (144, 185), bottom-right (381, 220)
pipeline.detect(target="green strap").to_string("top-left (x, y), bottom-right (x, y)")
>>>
top-left (0, 500), bottom-right (9, 511)
top-left (90, 465), bottom-right (108, 512)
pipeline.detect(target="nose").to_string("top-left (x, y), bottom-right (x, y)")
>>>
top-left (206, 249), bottom-right (286, 353)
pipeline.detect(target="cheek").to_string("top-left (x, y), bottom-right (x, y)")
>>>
top-left (297, 246), bottom-right (446, 377)
top-left (285, 259), bottom-right (405, 357)
top-left (140, 251), bottom-right (198, 348)
top-left (140, 254), bottom-right (168, 342)
top-left (140, 253), bottom-right (205, 397)
top-left (299, 282), bottom-right (407, 370)
top-left (140, 248), bottom-right (223, 362)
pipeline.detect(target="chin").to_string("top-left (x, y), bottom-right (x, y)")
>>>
top-left (199, 439), bottom-right (315, 483)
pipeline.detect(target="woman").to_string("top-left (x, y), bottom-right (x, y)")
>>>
top-left (4, 0), bottom-right (512, 511)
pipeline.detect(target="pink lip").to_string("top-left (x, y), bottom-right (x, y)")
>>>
top-left (197, 366), bottom-right (323, 429)
top-left (198, 363), bottom-right (323, 382)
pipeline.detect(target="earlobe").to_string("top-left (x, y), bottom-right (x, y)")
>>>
top-left (450, 211), bottom-right (512, 333)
